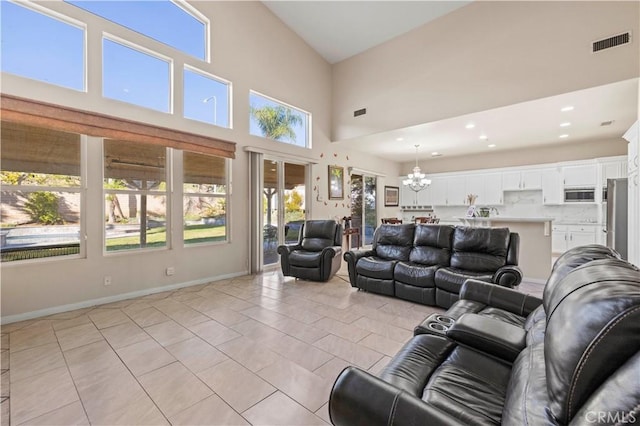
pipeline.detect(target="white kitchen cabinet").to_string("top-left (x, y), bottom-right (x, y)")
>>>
top-left (552, 224), bottom-right (598, 254)
top-left (399, 179), bottom-right (417, 208)
top-left (600, 159), bottom-right (628, 186)
top-left (430, 177), bottom-right (448, 206)
top-left (483, 173), bottom-right (503, 205)
top-left (465, 174), bottom-right (485, 204)
top-left (541, 167), bottom-right (563, 205)
top-left (416, 184), bottom-right (432, 206)
top-left (502, 169), bottom-right (542, 190)
top-left (502, 171), bottom-right (522, 191)
top-left (552, 228), bottom-right (567, 253)
top-left (563, 164), bottom-right (597, 188)
top-left (447, 176), bottom-right (467, 206)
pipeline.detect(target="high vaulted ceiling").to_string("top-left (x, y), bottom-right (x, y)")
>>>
top-left (264, 1), bottom-right (639, 163)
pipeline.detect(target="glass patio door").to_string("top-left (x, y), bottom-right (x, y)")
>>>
top-left (350, 174), bottom-right (377, 248)
top-left (262, 159), bottom-right (306, 267)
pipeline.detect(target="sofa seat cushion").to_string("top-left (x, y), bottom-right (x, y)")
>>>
top-left (288, 250), bottom-right (323, 267)
top-left (422, 345), bottom-right (512, 425)
top-left (356, 257), bottom-right (397, 280)
top-left (435, 267), bottom-right (493, 293)
top-left (394, 262), bottom-right (438, 287)
top-left (378, 334), bottom-right (455, 396)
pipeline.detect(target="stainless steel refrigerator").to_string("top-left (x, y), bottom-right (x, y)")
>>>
top-left (606, 178), bottom-right (628, 260)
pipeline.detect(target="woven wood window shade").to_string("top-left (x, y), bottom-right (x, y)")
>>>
top-left (0, 94), bottom-right (236, 159)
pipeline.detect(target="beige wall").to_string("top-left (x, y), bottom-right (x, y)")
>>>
top-left (332, 1), bottom-right (640, 142)
top-left (404, 138), bottom-right (628, 174)
top-left (0, 1), bottom-right (400, 321)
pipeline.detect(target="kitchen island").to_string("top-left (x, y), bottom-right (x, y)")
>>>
top-left (455, 216), bottom-right (554, 282)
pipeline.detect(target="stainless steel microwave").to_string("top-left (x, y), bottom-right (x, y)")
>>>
top-left (564, 188), bottom-right (595, 202)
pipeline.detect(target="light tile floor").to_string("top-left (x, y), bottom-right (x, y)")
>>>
top-left (1, 270), bottom-right (543, 426)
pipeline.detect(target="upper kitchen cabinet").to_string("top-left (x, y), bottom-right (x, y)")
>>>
top-left (429, 176), bottom-right (449, 206)
top-left (599, 157), bottom-right (628, 186)
top-left (563, 164), bottom-right (597, 187)
top-left (502, 169), bottom-right (542, 190)
top-left (541, 166), bottom-right (563, 205)
top-left (446, 175), bottom-right (467, 206)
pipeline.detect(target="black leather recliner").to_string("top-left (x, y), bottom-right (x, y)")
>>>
top-left (329, 256), bottom-right (640, 426)
top-left (277, 220), bottom-right (342, 282)
top-left (416, 244), bottom-right (622, 336)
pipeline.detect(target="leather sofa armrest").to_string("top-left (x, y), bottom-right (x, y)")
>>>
top-left (492, 265), bottom-right (523, 288)
top-left (330, 366), bottom-right (468, 426)
top-left (276, 243), bottom-right (302, 256)
top-left (344, 249), bottom-right (376, 287)
top-left (321, 245), bottom-right (343, 259)
top-left (277, 244), bottom-right (302, 275)
top-left (446, 313), bottom-right (526, 362)
top-left (460, 279), bottom-right (542, 317)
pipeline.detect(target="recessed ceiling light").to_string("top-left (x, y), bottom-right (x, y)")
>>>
top-left (479, 135), bottom-right (488, 140)
top-left (560, 122), bottom-right (571, 127)
top-left (396, 137), bottom-right (404, 141)
top-left (488, 144), bottom-right (496, 148)
top-left (559, 134), bottom-right (569, 139)
top-left (561, 106), bottom-right (574, 112)
top-left (465, 123), bottom-right (475, 129)
top-left (431, 151), bottom-right (439, 156)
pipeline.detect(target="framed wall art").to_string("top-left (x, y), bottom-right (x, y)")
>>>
top-left (384, 186), bottom-right (399, 207)
top-left (328, 165), bottom-right (344, 199)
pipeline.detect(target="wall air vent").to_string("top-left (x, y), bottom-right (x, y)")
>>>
top-left (592, 32), bottom-right (630, 53)
top-left (354, 108), bottom-right (366, 117)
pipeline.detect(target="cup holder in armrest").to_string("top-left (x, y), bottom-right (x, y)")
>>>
top-left (427, 322), bottom-right (448, 333)
top-left (435, 315), bottom-right (454, 326)
top-left (415, 313), bottom-right (456, 336)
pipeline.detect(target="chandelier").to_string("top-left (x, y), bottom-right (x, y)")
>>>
top-left (402, 144), bottom-right (431, 192)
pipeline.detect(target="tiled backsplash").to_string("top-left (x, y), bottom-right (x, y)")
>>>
top-left (407, 189), bottom-right (602, 224)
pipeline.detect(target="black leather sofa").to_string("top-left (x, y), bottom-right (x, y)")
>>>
top-left (329, 254), bottom-right (640, 426)
top-left (343, 224), bottom-right (522, 308)
top-left (277, 220), bottom-right (343, 282)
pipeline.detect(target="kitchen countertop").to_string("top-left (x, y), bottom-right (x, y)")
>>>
top-left (454, 216), bottom-right (554, 223)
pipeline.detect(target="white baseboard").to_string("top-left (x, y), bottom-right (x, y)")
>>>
top-left (1, 270), bottom-right (249, 325)
top-left (522, 277), bottom-right (547, 285)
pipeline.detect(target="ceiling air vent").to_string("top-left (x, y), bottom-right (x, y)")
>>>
top-left (592, 32), bottom-right (630, 53)
top-left (354, 108), bottom-right (366, 117)
top-left (601, 120), bottom-right (614, 127)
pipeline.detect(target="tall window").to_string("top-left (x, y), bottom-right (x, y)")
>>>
top-left (0, 1), bottom-right (85, 91)
top-left (249, 91), bottom-right (310, 148)
top-left (183, 67), bottom-right (231, 128)
top-left (66, 0), bottom-right (207, 60)
top-left (0, 122), bottom-right (83, 262)
top-left (103, 37), bottom-right (171, 113)
top-left (103, 140), bottom-right (168, 252)
top-left (183, 152), bottom-right (228, 245)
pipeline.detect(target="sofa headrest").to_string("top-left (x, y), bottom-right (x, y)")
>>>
top-left (542, 245), bottom-right (620, 312)
top-left (544, 258), bottom-right (640, 424)
top-left (374, 224), bottom-right (415, 261)
top-left (301, 220), bottom-right (338, 251)
top-left (449, 227), bottom-right (510, 272)
top-left (409, 225), bottom-right (454, 266)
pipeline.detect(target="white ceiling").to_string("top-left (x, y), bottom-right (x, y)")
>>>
top-left (264, 1), bottom-right (638, 163)
top-left (262, 1), bottom-right (471, 64)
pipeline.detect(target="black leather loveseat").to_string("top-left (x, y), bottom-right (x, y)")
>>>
top-left (344, 224), bottom-right (521, 308)
top-left (329, 254), bottom-right (640, 426)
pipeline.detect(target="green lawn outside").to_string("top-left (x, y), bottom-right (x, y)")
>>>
top-left (106, 224), bottom-right (226, 251)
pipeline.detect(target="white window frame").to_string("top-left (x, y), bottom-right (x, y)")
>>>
top-left (249, 90), bottom-right (312, 149)
top-left (3, 0), bottom-right (88, 92)
top-left (183, 64), bottom-right (233, 129)
top-left (102, 33), bottom-right (175, 114)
